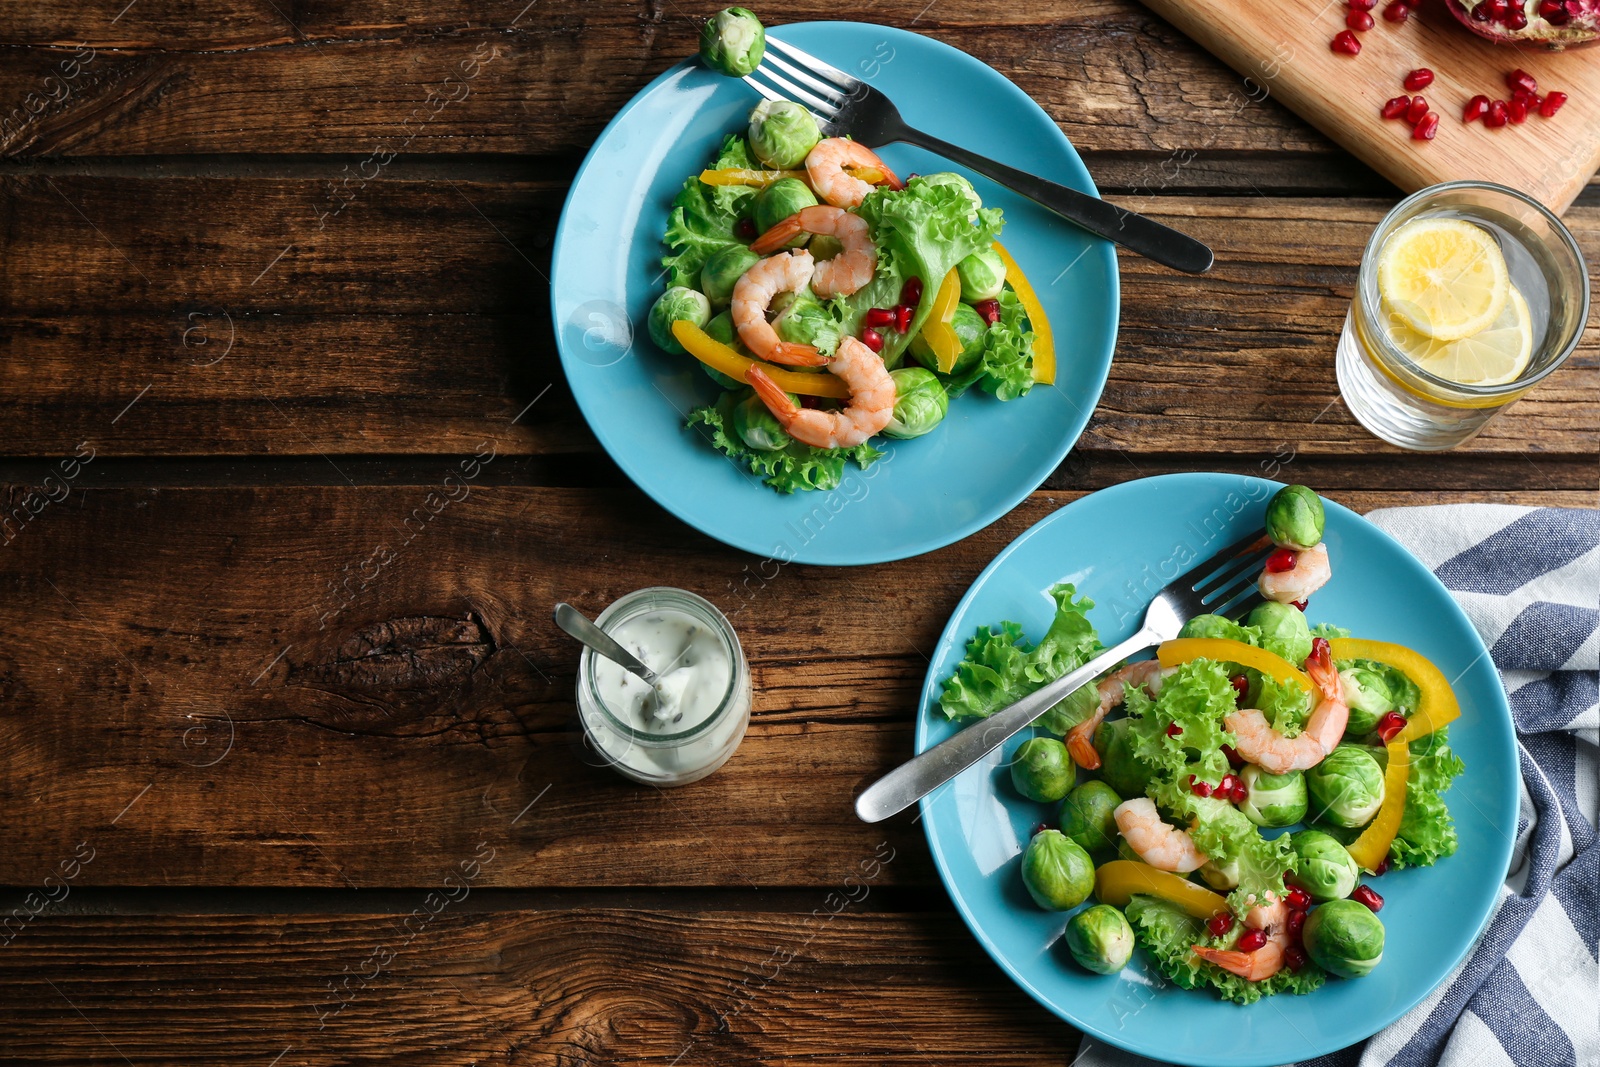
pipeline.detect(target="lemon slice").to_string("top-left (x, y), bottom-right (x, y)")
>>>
top-left (1388, 285), bottom-right (1533, 386)
top-left (1376, 218), bottom-right (1510, 341)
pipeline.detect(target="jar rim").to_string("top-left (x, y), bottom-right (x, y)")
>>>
top-left (579, 587), bottom-right (744, 747)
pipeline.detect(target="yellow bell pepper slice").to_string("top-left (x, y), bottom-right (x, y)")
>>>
top-left (991, 241), bottom-right (1055, 385)
top-left (670, 321), bottom-right (847, 399)
top-left (1157, 638), bottom-right (1313, 693)
top-left (1346, 739), bottom-right (1410, 872)
top-left (1328, 638), bottom-right (1460, 744)
top-left (921, 268), bottom-right (964, 373)
top-left (1093, 860), bottom-right (1228, 920)
top-left (697, 168), bottom-right (807, 188)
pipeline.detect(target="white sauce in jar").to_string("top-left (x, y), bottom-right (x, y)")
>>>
top-left (590, 610), bottom-right (731, 733)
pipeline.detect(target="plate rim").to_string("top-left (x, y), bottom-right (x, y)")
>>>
top-left (913, 472), bottom-right (1518, 1065)
top-left (549, 20), bottom-right (1120, 566)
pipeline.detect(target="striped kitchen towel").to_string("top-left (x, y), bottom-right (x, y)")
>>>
top-left (1075, 504), bottom-right (1598, 1067)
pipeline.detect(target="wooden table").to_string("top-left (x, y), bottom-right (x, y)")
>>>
top-left (0, 3), bottom-right (1592, 1063)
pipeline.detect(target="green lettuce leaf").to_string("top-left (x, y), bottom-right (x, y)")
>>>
top-left (942, 287), bottom-right (1036, 400)
top-left (1126, 894), bottom-right (1324, 1005)
top-left (1310, 622), bottom-right (1353, 639)
top-left (1256, 674), bottom-right (1312, 739)
top-left (1125, 660), bottom-right (1239, 783)
top-left (660, 135), bottom-right (755, 289)
top-left (938, 583), bottom-right (1103, 720)
top-left (1389, 726), bottom-right (1466, 869)
top-left (1150, 782), bottom-right (1297, 916)
top-left (686, 392), bottom-right (882, 494)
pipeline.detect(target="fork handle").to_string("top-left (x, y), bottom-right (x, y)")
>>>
top-left (886, 127), bottom-right (1214, 275)
top-left (853, 626), bottom-right (1162, 824)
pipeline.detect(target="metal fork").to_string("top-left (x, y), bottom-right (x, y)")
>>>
top-left (747, 36), bottom-right (1215, 275)
top-left (853, 527), bottom-right (1273, 823)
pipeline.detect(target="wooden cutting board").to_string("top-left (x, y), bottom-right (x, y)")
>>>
top-left (1141, 0), bottom-right (1600, 212)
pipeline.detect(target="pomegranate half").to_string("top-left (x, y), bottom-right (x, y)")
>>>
top-left (1447, 0), bottom-right (1600, 50)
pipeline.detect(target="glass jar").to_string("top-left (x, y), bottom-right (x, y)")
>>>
top-left (576, 587), bottom-right (751, 786)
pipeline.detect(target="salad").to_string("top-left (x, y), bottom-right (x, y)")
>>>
top-left (938, 485), bottom-right (1467, 1003)
top-left (643, 7), bottom-right (1056, 494)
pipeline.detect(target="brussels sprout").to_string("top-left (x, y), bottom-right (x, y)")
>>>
top-left (1199, 855), bottom-right (1241, 891)
top-left (1020, 829), bottom-right (1095, 910)
top-left (1178, 613), bottom-right (1256, 643)
top-left (1058, 780), bottom-right (1122, 858)
top-left (1115, 835), bottom-right (1143, 864)
top-left (1094, 717), bottom-right (1158, 800)
top-left (809, 234), bottom-right (845, 261)
top-left (1009, 737), bottom-right (1074, 803)
top-left (1340, 665), bottom-right (1395, 736)
top-left (1247, 600), bottom-right (1313, 666)
top-left (753, 178), bottom-right (818, 248)
top-left (770, 289), bottom-right (839, 351)
top-left (699, 7), bottom-right (765, 77)
top-left (1306, 745), bottom-right (1386, 829)
top-left (747, 99), bottom-right (822, 169)
top-left (1289, 829), bottom-right (1362, 902)
top-left (912, 172), bottom-right (982, 220)
top-left (1239, 766), bottom-right (1308, 828)
top-left (1037, 679), bottom-right (1100, 738)
top-left (956, 247), bottom-right (1006, 303)
top-left (1266, 484), bottom-right (1325, 551)
top-left (1302, 898), bottom-right (1385, 978)
top-left (647, 286), bottom-right (712, 355)
top-left (910, 303), bottom-right (987, 377)
top-left (1064, 904), bottom-right (1135, 975)
top-left (883, 367), bottom-right (949, 439)
top-left (700, 245), bottom-right (761, 308)
top-left (732, 392), bottom-right (792, 451)
top-left (701, 311), bottom-right (747, 388)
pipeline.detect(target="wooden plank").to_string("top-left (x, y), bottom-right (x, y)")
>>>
top-left (0, 910), bottom-right (1069, 1064)
top-left (0, 178), bottom-right (1593, 458)
top-left (0, 1), bottom-right (1333, 158)
top-left (0, 484), bottom-right (1584, 889)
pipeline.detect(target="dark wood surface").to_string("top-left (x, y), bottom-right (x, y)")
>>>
top-left (0, 2), bottom-right (1594, 1064)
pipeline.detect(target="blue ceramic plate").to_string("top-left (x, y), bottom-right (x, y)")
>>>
top-left (550, 23), bottom-right (1118, 566)
top-left (915, 474), bottom-right (1517, 1066)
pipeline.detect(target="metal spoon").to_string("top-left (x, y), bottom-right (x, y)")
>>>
top-left (553, 603), bottom-right (660, 687)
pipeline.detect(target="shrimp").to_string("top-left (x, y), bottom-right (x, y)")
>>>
top-left (1225, 637), bottom-right (1350, 774)
top-left (804, 137), bottom-right (904, 208)
top-left (1066, 660), bottom-right (1168, 770)
top-left (1259, 542), bottom-right (1331, 604)
top-left (730, 251), bottom-right (829, 366)
top-left (749, 206), bottom-right (877, 298)
top-left (746, 335), bottom-right (894, 449)
top-left (1113, 797), bottom-right (1208, 873)
top-left (1192, 895), bottom-right (1292, 981)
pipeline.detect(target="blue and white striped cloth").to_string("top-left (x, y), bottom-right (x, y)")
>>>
top-left (1077, 505), bottom-right (1599, 1067)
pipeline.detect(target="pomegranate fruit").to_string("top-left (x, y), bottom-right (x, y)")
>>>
top-left (1446, 0), bottom-right (1600, 49)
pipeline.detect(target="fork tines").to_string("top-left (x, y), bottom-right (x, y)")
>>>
top-left (742, 36), bottom-right (854, 134)
top-left (1188, 528), bottom-right (1273, 618)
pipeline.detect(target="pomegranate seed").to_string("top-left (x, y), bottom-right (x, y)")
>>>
top-left (864, 307), bottom-right (895, 329)
top-left (1207, 912), bottom-right (1235, 937)
top-left (1237, 929), bottom-right (1268, 952)
top-left (1512, 87), bottom-right (1540, 108)
top-left (1464, 94), bottom-right (1491, 122)
top-left (1376, 710), bottom-right (1408, 742)
top-left (1166, 722), bottom-right (1183, 737)
top-left (1383, 1), bottom-right (1411, 20)
top-left (1382, 94), bottom-right (1413, 119)
top-left (1232, 779), bottom-right (1250, 802)
top-left (1348, 8), bottom-right (1376, 29)
top-left (736, 217), bottom-right (757, 240)
top-left (1222, 743), bottom-right (1246, 768)
top-left (1482, 0), bottom-right (1509, 17)
top-left (1349, 0), bottom-right (1377, 8)
top-left (1374, 857), bottom-right (1390, 876)
top-left (1487, 100), bottom-right (1510, 127)
top-left (1506, 7), bottom-right (1529, 27)
top-left (1284, 944), bottom-right (1308, 972)
top-left (1286, 908), bottom-right (1308, 935)
top-left (1285, 887), bottom-right (1312, 911)
top-left (1291, 599), bottom-right (1308, 611)
top-left (1413, 112), bottom-right (1440, 140)
top-left (1405, 95), bottom-right (1430, 123)
top-left (1189, 775), bottom-right (1213, 799)
top-left (1218, 773), bottom-right (1240, 796)
top-left (895, 304), bottom-right (914, 333)
top-left (1352, 885), bottom-right (1385, 912)
top-left (1472, 0), bottom-right (1493, 17)
top-left (1265, 548), bottom-right (1298, 573)
top-left (900, 277), bottom-right (924, 306)
top-left (1331, 29), bottom-right (1362, 54)
top-left (1403, 68), bottom-right (1434, 92)
top-left (1229, 675), bottom-right (1249, 699)
top-left (860, 327), bottom-right (884, 353)
top-left (1508, 98), bottom-right (1529, 123)
top-left (1509, 61), bottom-right (1537, 83)
top-left (1540, 0), bottom-right (1571, 22)
top-left (1541, 91), bottom-right (1568, 117)
top-left (972, 299), bottom-right (1001, 325)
